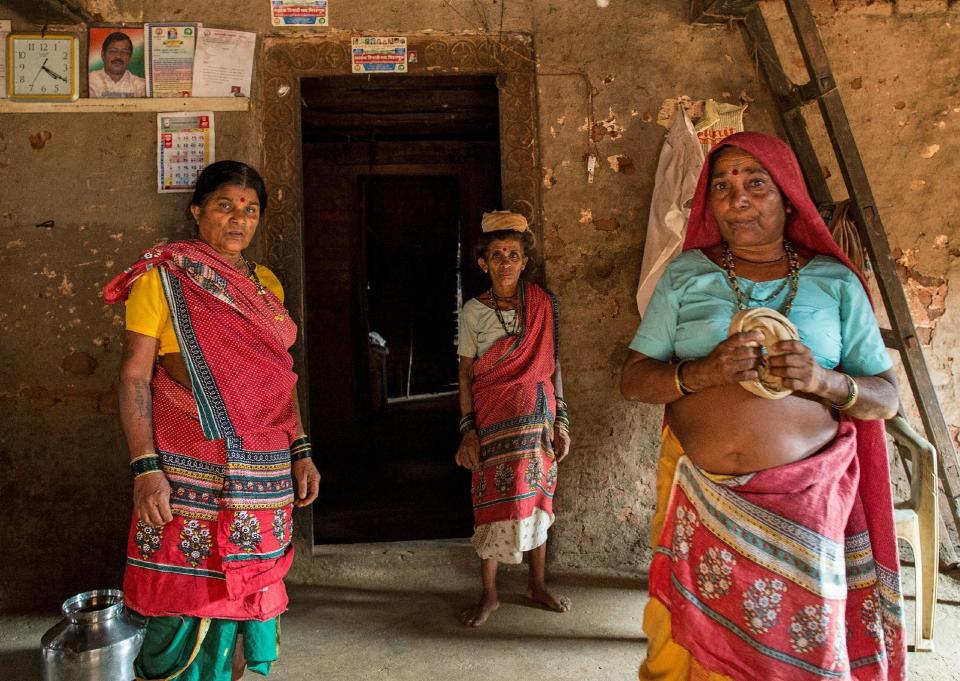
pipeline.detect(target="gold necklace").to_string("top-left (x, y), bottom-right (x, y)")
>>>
top-left (721, 240), bottom-right (800, 316)
top-left (241, 254), bottom-right (287, 321)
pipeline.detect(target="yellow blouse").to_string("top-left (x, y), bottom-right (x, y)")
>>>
top-left (124, 265), bottom-right (285, 356)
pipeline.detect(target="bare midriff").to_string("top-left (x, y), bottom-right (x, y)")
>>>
top-left (159, 353), bottom-right (193, 389)
top-left (667, 383), bottom-right (838, 475)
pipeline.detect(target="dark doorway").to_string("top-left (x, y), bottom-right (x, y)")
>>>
top-left (301, 75), bottom-right (501, 543)
top-left (363, 175), bottom-right (460, 400)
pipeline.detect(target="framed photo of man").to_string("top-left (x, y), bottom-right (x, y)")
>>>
top-left (87, 26), bottom-right (146, 98)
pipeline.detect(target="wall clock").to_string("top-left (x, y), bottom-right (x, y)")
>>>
top-left (7, 33), bottom-right (80, 101)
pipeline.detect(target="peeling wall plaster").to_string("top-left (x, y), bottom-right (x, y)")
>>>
top-left (1, 0), bottom-right (959, 610)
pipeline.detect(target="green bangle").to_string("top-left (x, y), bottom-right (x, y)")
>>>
top-left (130, 454), bottom-right (161, 477)
top-left (291, 448), bottom-right (312, 462)
top-left (555, 397), bottom-right (570, 431)
top-left (459, 413), bottom-right (477, 435)
top-left (290, 435), bottom-right (312, 462)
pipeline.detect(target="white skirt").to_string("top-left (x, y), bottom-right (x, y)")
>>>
top-left (471, 508), bottom-right (555, 564)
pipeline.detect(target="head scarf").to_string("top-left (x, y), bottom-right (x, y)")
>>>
top-left (683, 135), bottom-right (901, 647)
top-left (481, 210), bottom-right (528, 233)
top-left (683, 131), bottom-right (868, 291)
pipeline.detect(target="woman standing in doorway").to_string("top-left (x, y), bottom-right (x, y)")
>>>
top-left (455, 211), bottom-right (572, 627)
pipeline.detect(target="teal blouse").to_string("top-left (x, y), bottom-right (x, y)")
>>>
top-left (629, 250), bottom-right (892, 377)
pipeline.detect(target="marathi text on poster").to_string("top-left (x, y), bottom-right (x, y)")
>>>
top-left (145, 22), bottom-right (200, 97)
top-left (271, 0), bottom-right (329, 26)
top-left (351, 36), bottom-right (407, 74)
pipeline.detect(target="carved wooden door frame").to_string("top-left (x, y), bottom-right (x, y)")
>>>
top-left (255, 33), bottom-right (542, 548)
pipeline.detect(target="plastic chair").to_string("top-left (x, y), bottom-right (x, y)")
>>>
top-left (886, 414), bottom-right (938, 651)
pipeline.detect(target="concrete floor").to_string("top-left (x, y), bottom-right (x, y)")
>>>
top-left (4, 558), bottom-right (960, 681)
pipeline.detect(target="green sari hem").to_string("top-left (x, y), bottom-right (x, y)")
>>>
top-left (134, 616), bottom-right (279, 681)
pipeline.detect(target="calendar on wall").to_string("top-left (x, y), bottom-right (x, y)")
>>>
top-left (156, 111), bottom-right (215, 193)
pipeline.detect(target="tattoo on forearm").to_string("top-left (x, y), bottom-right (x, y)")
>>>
top-left (133, 379), bottom-right (152, 420)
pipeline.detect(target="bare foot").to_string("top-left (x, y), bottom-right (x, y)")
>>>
top-left (460, 595), bottom-right (500, 627)
top-left (527, 584), bottom-right (571, 612)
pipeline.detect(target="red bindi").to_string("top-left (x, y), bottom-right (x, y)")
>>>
top-left (730, 168), bottom-right (739, 175)
top-left (239, 197), bottom-right (246, 203)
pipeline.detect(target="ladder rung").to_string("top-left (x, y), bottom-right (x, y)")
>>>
top-left (880, 328), bottom-right (909, 351)
top-left (690, 0), bottom-right (759, 23)
top-left (783, 80), bottom-right (840, 114)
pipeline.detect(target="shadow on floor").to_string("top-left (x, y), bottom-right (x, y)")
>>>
top-left (282, 578), bottom-right (646, 645)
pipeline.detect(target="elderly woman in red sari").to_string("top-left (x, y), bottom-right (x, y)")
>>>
top-left (621, 133), bottom-right (906, 680)
top-left (104, 161), bottom-right (320, 681)
top-left (454, 211), bottom-right (572, 627)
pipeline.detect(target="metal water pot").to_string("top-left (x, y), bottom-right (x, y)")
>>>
top-left (41, 589), bottom-right (146, 681)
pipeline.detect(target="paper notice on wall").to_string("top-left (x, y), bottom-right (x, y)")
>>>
top-left (0, 21), bottom-right (11, 99)
top-left (351, 37), bottom-right (407, 74)
top-left (191, 28), bottom-right (256, 97)
top-left (271, 0), bottom-right (329, 26)
top-left (145, 22), bottom-right (200, 97)
top-left (157, 112), bottom-right (215, 193)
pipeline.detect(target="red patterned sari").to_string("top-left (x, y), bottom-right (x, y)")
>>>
top-left (104, 240), bottom-right (298, 620)
top-left (641, 131), bottom-right (906, 680)
top-left (470, 282), bottom-right (560, 550)
top-left (650, 420), bottom-right (905, 680)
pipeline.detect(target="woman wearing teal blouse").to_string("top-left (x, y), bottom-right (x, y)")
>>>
top-left (621, 132), bottom-right (906, 680)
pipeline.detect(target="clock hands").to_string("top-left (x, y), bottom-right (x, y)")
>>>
top-left (30, 57), bottom-right (49, 87)
top-left (41, 64), bottom-right (68, 82)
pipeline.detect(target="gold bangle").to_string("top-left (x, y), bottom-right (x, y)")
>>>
top-left (134, 469), bottom-right (164, 479)
top-left (130, 452), bottom-right (159, 464)
top-left (675, 360), bottom-right (695, 396)
top-left (833, 373), bottom-right (859, 411)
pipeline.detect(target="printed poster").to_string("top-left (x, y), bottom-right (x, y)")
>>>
top-left (271, 0), bottom-right (329, 26)
top-left (145, 22), bottom-right (200, 97)
top-left (191, 28), bottom-right (256, 97)
top-left (157, 112), bottom-right (215, 193)
top-left (351, 37), bottom-right (407, 74)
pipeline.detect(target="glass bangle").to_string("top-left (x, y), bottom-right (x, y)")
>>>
top-left (130, 455), bottom-right (161, 477)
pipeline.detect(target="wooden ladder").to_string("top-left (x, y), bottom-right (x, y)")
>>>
top-left (691, 0), bottom-right (960, 560)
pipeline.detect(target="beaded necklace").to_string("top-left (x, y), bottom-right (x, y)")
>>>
top-left (488, 281), bottom-right (525, 337)
top-left (721, 240), bottom-right (800, 316)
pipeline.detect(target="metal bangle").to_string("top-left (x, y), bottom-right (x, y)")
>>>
top-left (675, 360), bottom-right (696, 396)
top-left (833, 373), bottom-right (860, 411)
top-left (459, 412), bottom-right (477, 435)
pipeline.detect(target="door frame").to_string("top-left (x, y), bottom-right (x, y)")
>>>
top-left (254, 34), bottom-right (543, 551)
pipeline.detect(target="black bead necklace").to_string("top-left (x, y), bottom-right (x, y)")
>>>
top-left (721, 240), bottom-right (800, 316)
top-left (488, 282), bottom-right (525, 337)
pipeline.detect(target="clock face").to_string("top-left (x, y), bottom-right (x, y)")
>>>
top-left (8, 35), bottom-right (79, 100)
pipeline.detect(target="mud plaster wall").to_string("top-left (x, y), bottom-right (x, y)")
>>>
top-left (1, 0), bottom-right (958, 611)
